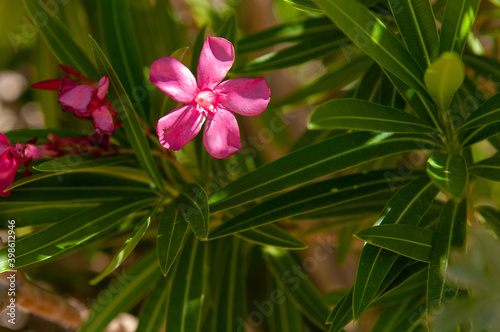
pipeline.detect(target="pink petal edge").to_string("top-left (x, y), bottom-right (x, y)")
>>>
top-left (197, 37), bottom-right (235, 90)
top-left (150, 57), bottom-right (197, 104)
top-left (215, 77), bottom-right (270, 116)
top-left (58, 84), bottom-right (96, 114)
top-left (203, 107), bottom-right (241, 159)
top-left (156, 105), bottom-right (205, 151)
top-left (97, 76), bottom-right (109, 100)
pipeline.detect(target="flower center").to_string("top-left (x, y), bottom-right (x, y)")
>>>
top-left (196, 90), bottom-right (218, 114)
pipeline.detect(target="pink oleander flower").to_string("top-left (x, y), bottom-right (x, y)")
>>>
top-left (0, 133), bottom-right (56, 197)
top-left (32, 65), bottom-right (121, 135)
top-left (150, 37), bottom-right (271, 159)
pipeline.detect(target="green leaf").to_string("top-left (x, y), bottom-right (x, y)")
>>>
top-left (98, 0), bottom-right (149, 121)
top-left (313, 0), bottom-right (431, 102)
top-left (90, 37), bottom-right (165, 193)
top-left (262, 247), bottom-right (329, 330)
top-left (165, 235), bottom-right (206, 332)
top-left (325, 288), bottom-right (353, 330)
top-left (371, 267), bottom-right (427, 307)
top-left (209, 132), bottom-right (438, 212)
top-left (426, 153), bottom-right (469, 200)
top-left (274, 55), bottom-right (372, 107)
top-left (427, 199), bottom-right (467, 310)
top-left (23, 0), bottom-right (99, 80)
top-left (439, 0), bottom-right (480, 56)
top-left (388, 0), bottom-right (439, 70)
top-left (176, 183), bottom-right (209, 240)
top-left (237, 35), bottom-right (348, 73)
top-left (470, 156), bottom-right (500, 182)
top-left (0, 198), bottom-right (157, 272)
top-left (424, 52), bottom-right (465, 111)
top-left (335, 224), bottom-right (361, 266)
top-left (217, 13), bottom-right (237, 46)
top-left (371, 296), bottom-right (425, 332)
top-left (237, 17), bottom-right (336, 53)
top-left (90, 205), bottom-right (159, 285)
top-left (355, 224), bottom-right (433, 262)
top-left (352, 177), bottom-right (439, 319)
top-left (34, 155), bottom-right (130, 172)
top-left (238, 224), bottom-right (307, 250)
top-left (79, 252), bottom-right (162, 332)
top-left (136, 275), bottom-right (170, 332)
top-left (210, 170), bottom-right (417, 238)
top-left (209, 238), bottom-right (247, 332)
top-left (458, 93), bottom-right (500, 132)
top-left (157, 202), bottom-right (189, 276)
top-left (283, 0), bottom-right (323, 14)
top-left (309, 98), bottom-right (435, 133)
top-left (268, 275), bottom-right (303, 332)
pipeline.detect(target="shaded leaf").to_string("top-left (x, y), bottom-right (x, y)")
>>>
top-left (90, 37), bottom-right (165, 193)
top-left (238, 224), bottom-right (307, 250)
top-left (136, 275), bottom-right (170, 332)
top-left (90, 205), bottom-right (159, 285)
top-left (314, 0), bottom-right (431, 101)
top-left (176, 183), bottom-right (209, 240)
top-left (388, 0), bottom-right (439, 70)
top-left (426, 153), bottom-right (468, 200)
top-left (458, 94), bottom-right (500, 132)
top-left (34, 155), bottom-right (130, 172)
top-left (165, 234), bottom-right (206, 332)
top-left (262, 246), bottom-right (329, 330)
top-left (439, 0), bottom-right (480, 55)
top-left (355, 224), bottom-right (433, 262)
top-left (157, 201), bottom-right (189, 276)
top-left (209, 132), bottom-right (438, 212)
top-left (210, 170), bottom-right (418, 238)
top-left (353, 177), bottom-right (439, 319)
top-left (309, 98), bottom-right (434, 133)
top-left (79, 253), bottom-right (162, 332)
top-left (23, 0), bottom-right (99, 80)
top-left (427, 199), bottom-right (467, 310)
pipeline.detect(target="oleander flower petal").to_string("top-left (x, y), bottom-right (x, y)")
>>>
top-left (215, 77), bottom-right (270, 116)
top-left (58, 84), bottom-right (96, 114)
top-left (97, 76), bottom-right (109, 100)
top-left (150, 57), bottom-right (197, 104)
top-left (93, 105), bottom-right (116, 135)
top-left (203, 108), bottom-right (241, 159)
top-left (156, 105), bottom-right (206, 151)
top-left (197, 37), bottom-right (235, 90)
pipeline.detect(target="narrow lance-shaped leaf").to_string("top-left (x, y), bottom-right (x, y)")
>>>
top-left (439, 0), bottom-right (480, 56)
top-left (469, 156), bottom-right (500, 182)
top-left (209, 132), bottom-right (438, 212)
top-left (136, 275), bottom-right (170, 332)
top-left (268, 274), bottom-right (303, 332)
top-left (313, 0), bottom-right (431, 102)
top-left (90, 204), bottom-right (160, 285)
top-left (325, 288), bottom-right (353, 331)
top-left (79, 253), bottom-right (162, 332)
top-left (427, 199), bottom-right (467, 311)
top-left (34, 155), bottom-right (130, 173)
top-left (283, 0), bottom-right (323, 14)
top-left (353, 177), bottom-right (439, 320)
top-left (210, 170), bottom-right (418, 239)
top-left (165, 235), bottom-right (206, 332)
top-left (458, 93), bottom-right (500, 132)
top-left (355, 224), bottom-right (434, 262)
top-left (424, 52), bottom-right (465, 111)
top-left (98, 0), bottom-right (149, 121)
top-left (309, 98), bottom-right (435, 133)
top-left (211, 238), bottom-right (247, 332)
top-left (23, 0), bottom-right (99, 80)
top-left (388, 0), bottom-right (439, 70)
top-left (157, 201), bottom-right (189, 276)
top-left (176, 183), bottom-right (209, 240)
top-left (426, 153), bottom-right (468, 201)
top-left (89, 37), bottom-right (165, 193)
top-left (262, 246), bottom-right (330, 331)
top-left (0, 198), bottom-right (157, 272)
top-left (238, 224), bottom-right (307, 250)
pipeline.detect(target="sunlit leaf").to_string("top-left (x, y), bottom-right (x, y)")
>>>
top-left (439, 0), bottom-right (480, 55)
top-left (426, 153), bottom-right (468, 200)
